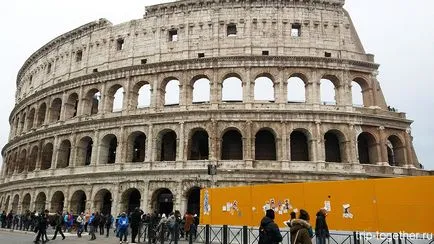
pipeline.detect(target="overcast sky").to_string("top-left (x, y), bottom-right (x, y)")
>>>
top-left (0, 0), bottom-right (433, 170)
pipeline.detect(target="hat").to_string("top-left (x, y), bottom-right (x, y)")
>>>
top-left (266, 209), bottom-right (275, 220)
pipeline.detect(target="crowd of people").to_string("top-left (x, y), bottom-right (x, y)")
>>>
top-left (0, 208), bottom-right (200, 244)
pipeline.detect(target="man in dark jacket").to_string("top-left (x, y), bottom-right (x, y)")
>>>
top-left (52, 211), bottom-right (65, 240)
top-left (130, 208), bottom-right (142, 243)
top-left (259, 209), bottom-right (283, 244)
top-left (290, 209), bottom-right (313, 244)
top-left (315, 209), bottom-right (330, 244)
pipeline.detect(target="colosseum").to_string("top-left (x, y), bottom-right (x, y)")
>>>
top-left (0, 0), bottom-right (431, 217)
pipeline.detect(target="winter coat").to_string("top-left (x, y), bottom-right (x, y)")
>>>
top-left (184, 214), bottom-right (194, 232)
top-left (290, 219), bottom-right (313, 244)
top-left (130, 211), bottom-right (142, 227)
top-left (259, 216), bottom-right (283, 244)
top-left (315, 211), bottom-right (329, 238)
top-left (118, 216), bottom-right (129, 230)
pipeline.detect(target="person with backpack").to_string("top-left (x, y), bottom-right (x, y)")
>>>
top-left (52, 211), bottom-right (66, 240)
top-left (76, 212), bottom-right (85, 238)
top-left (258, 209), bottom-right (283, 244)
top-left (290, 209), bottom-right (313, 244)
top-left (118, 212), bottom-right (129, 244)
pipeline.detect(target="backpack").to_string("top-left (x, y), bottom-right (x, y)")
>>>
top-left (258, 225), bottom-right (272, 244)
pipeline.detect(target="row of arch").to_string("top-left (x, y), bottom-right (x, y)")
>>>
top-left (4, 127), bottom-right (407, 176)
top-left (0, 187), bottom-right (201, 216)
top-left (11, 72), bottom-right (372, 137)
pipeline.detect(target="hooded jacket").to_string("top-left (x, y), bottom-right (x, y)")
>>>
top-left (290, 219), bottom-right (313, 244)
top-left (259, 216), bottom-right (283, 244)
top-left (315, 211), bottom-right (329, 238)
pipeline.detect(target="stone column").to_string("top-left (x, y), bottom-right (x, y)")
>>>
top-left (150, 78), bottom-right (159, 110)
top-left (377, 126), bottom-right (387, 165)
top-left (178, 122), bottom-right (185, 162)
top-left (116, 126), bottom-right (125, 164)
top-left (244, 120), bottom-right (253, 168)
top-left (91, 130), bottom-right (100, 165)
top-left (347, 124), bottom-right (358, 163)
top-left (113, 184), bottom-right (120, 216)
top-left (141, 182), bottom-right (149, 213)
top-left (277, 69), bottom-right (287, 107)
top-left (404, 129), bottom-right (415, 167)
top-left (306, 73), bottom-right (320, 105)
top-left (146, 124), bottom-right (154, 162)
top-left (35, 141), bottom-right (43, 170)
top-left (51, 136), bottom-right (60, 169)
top-left (99, 81), bottom-right (107, 114)
top-left (122, 77), bottom-right (131, 112)
top-left (243, 70), bottom-right (252, 108)
top-left (315, 121), bottom-right (324, 162)
top-left (60, 92), bottom-right (68, 121)
top-left (210, 70), bottom-right (220, 109)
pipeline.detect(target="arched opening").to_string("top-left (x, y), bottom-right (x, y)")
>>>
top-left (255, 129), bottom-right (276, 160)
top-left (134, 81), bottom-right (151, 108)
top-left (20, 113), bottom-right (26, 133)
top-left (17, 149), bottom-right (27, 173)
top-left (14, 117), bottom-right (20, 135)
top-left (351, 81), bottom-right (364, 107)
top-left (36, 103), bottom-right (47, 127)
top-left (164, 79), bottom-right (180, 105)
top-left (41, 143), bottom-right (53, 170)
top-left (101, 134), bottom-right (117, 164)
top-left (83, 89), bottom-right (100, 115)
top-left (222, 76), bottom-right (243, 102)
top-left (94, 189), bottom-right (112, 215)
top-left (127, 132), bottom-right (147, 163)
top-left (27, 108), bottom-right (35, 130)
top-left (77, 137), bottom-right (93, 166)
top-left (4, 196), bottom-right (10, 212)
top-left (22, 194), bottom-right (31, 212)
top-left (188, 129), bottom-right (209, 160)
top-left (357, 132), bottom-right (378, 164)
top-left (109, 85), bottom-right (124, 112)
top-left (57, 140), bottom-right (71, 168)
top-left (387, 135), bottom-right (405, 166)
top-left (158, 130), bottom-right (177, 161)
top-left (50, 191), bottom-right (64, 213)
top-left (12, 194), bottom-right (19, 213)
top-left (221, 130), bottom-right (243, 160)
top-left (254, 76), bottom-right (274, 101)
top-left (121, 188), bottom-right (141, 214)
top-left (192, 78), bottom-right (211, 103)
top-left (352, 78), bottom-right (370, 107)
top-left (65, 93), bottom-right (79, 119)
top-left (324, 131), bottom-right (342, 162)
top-left (70, 190), bottom-right (86, 215)
top-left (320, 78), bottom-right (337, 105)
top-left (35, 192), bottom-right (46, 213)
top-left (290, 131), bottom-right (309, 161)
top-left (287, 76), bottom-right (306, 103)
top-left (28, 146), bottom-right (38, 172)
top-left (151, 188), bottom-right (173, 215)
top-left (186, 187), bottom-right (201, 215)
top-left (49, 98), bottom-right (62, 122)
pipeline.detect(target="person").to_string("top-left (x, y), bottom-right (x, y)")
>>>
top-left (0, 210), bottom-right (6, 228)
top-left (258, 209), bottom-right (283, 244)
top-left (118, 212), bottom-right (129, 244)
top-left (130, 208), bottom-right (142, 243)
top-left (33, 212), bottom-right (45, 243)
top-left (289, 209), bottom-right (313, 244)
top-left (76, 212), bottom-right (85, 237)
top-left (285, 211), bottom-right (297, 228)
top-left (52, 211), bottom-right (66, 240)
top-left (106, 213), bottom-right (114, 237)
top-left (183, 212), bottom-right (194, 240)
top-left (88, 213), bottom-right (97, 241)
top-left (315, 209), bottom-right (330, 244)
top-left (99, 212), bottom-right (106, 235)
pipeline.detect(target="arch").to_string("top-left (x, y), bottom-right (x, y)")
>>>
top-left (221, 129), bottom-right (243, 160)
top-left (387, 135), bottom-right (405, 166)
top-left (320, 78), bottom-right (337, 105)
top-left (27, 108), bottom-right (35, 130)
top-left (49, 98), bottom-right (62, 122)
top-left (121, 188), bottom-right (141, 213)
top-left (158, 130), bottom-right (177, 161)
top-left (28, 146), bottom-right (38, 172)
top-left (83, 88), bottom-right (101, 115)
top-left (22, 193), bottom-right (31, 212)
top-left (134, 81), bottom-right (152, 108)
top-left (222, 75), bottom-right (243, 102)
top-left (70, 190), bottom-right (86, 215)
top-left (57, 140), bottom-right (71, 168)
top-left (324, 131), bottom-right (343, 162)
top-left (186, 187), bottom-right (201, 215)
top-left (14, 116), bottom-right (20, 135)
top-left (101, 134), bottom-right (117, 164)
top-left (357, 132), bottom-right (379, 164)
top-left (4, 196), bottom-right (10, 212)
top-left (255, 129), bottom-right (276, 160)
top-left (50, 191), bottom-right (64, 213)
top-left (94, 189), bottom-right (112, 215)
top-left (290, 130), bottom-right (310, 161)
top-left (41, 143), bottom-right (53, 170)
top-left (151, 188), bottom-right (173, 215)
top-left (36, 103), bottom-right (47, 127)
top-left (188, 129), bottom-right (209, 160)
top-left (352, 77), bottom-right (370, 107)
top-left (107, 85), bottom-right (124, 112)
top-left (12, 194), bottom-right (19, 213)
top-left (127, 131), bottom-right (147, 163)
top-left (65, 93), bottom-right (79, 119)
top-left (165, 79), bottom-right (180, 105)
top-left (254, 76), bottom-right (274, 101)
top-left (35, 192), bottom-right (46, 213)
top-left (17, 149), bottom-right (27, 173)
top-left (287, 76), bottom-right (306, 103)
top-left (20, 112), bottom-right (26, 132)
top-left (76, 136), bottom-right (93, 166)
top-left (192, 77), bottom-right (211, 103)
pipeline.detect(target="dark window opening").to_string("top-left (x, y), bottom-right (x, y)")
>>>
top-left (132, 134), bottom-right (146, 162)
top-left (325, 52), bottom-right (332, 58)
top-left (116, 38), bottom-right (125, 50)
top-left (262, 51), bottom-right (269, 56)
top-left (227, 24), bottom-right (237, 37)
top-left (290, 131), bottom-right (309, 161)
top-left (221, 130), bottom-right (243, 160)
top-left (325, 132), bottom-right (341, 162)
top-left (141, 59), bottom-right (147, 65)
top-left (160, 131), bottom-right (177, 161)
top-left (107, 137), bottom-right (117, 164)
top-left (93, 68), bottom-right (98, 73)
top-left (255, 130), bottom-right (276, 160)
top-left (76, 50), bottom-right (83, 62)
top-left (47, 63), bottom-right (52, 74)
top-left (188, 130), bottom-right (209, 160)
top-left (291, 23), bottom-right (301, 37)
top-left (169, 30), bottom-right (178, 42)
top-left (29, 75), bottom-right (33, 84)
top-left (85, 140), bottom-right (93, 166)
top-left (198, 53), bottom-right (205, 58)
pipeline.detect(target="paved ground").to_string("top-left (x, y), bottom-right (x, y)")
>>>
top-left (0, 228), bottom-right (193, 244)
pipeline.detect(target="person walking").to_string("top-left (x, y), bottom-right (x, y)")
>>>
top-left (130, 208), bottom-right (142, 243)
top-left (52, 211), bottom-right (66, 240)
top-left (289, 209), bottom-right (313, 244)
top-left (106, 213), bottom-right (114, 237)
top-left (118, 212), bottom-right (129, 244)
top-left (76, 212), bottom-right (85, 238)
top-left (88, 213), bottom-right (97, 241)
top-left (258, 209), bottom-right (283, 244)
top-left (315, 209), bottom-right (330, 244)
top-left (99, 213), bottom-right (106, 235)
top-left (183, 212), bottom-right (194, 240)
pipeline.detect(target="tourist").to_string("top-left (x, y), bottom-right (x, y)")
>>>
top-left (130, 208), bottom-right (142, 243)
top-left (99, 212), bottom-right (106, 235)
top-left (315, 209), bottom-right (330, 244)
top-left (184, 211), bottom-right (194, 240)
top-left (76, 212), bottom-right (85, 237)
top-left (88, 213), bottom-right (97, 241)
top-left (52, 211), bottom-right (66, 240)
top-left (118, 212), bottom-right (129, 244)
top-left (258, 209), bottom-right (283, 244)
top-left (289, 209), bottom-right (313, 244)
top-left (105, 213), bottom-right (114, 237)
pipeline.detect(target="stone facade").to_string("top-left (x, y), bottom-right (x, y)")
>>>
top-left (0, 0), bottom-right (431, 216)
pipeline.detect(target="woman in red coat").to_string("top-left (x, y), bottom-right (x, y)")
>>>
top-left (183, 212), bottom-right (194, 240)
